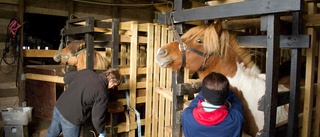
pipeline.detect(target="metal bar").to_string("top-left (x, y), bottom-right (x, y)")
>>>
top-left (111, 18), bottom-right (120, 68)
top-left (259, 14), bottom-right (281, 137)
top-left (238, 35), bottom-right (310, 48)
top-left (158, 0), bottom-right (301, 24)
top-left (172, 71), bottom-right (184, 137)
top-left (287, 11), bottom-right (303, 137)
top-left (85, 32), bottom-right (94, 70)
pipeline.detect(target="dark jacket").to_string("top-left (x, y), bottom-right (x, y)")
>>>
top-left (182, 90), bottom-right (244, 137)
top-left (55, 69), bottom-right (109, 133)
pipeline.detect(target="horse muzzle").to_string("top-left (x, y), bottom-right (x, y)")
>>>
top-left (156, 48), bottom-right (172, 68)
top-left (53, 54), bottom-right (61, 62)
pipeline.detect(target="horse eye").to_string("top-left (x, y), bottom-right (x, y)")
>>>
top-left (196, 39), bottom-right (203, 44)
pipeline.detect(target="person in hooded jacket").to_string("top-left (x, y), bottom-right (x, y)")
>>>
top-left (46, 68), bottom-right (122, 137)
top-left (182, 72), bottom-right (244, 137)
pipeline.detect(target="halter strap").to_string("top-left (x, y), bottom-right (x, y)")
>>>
top-left (170, 15), bottom-right (213, 71)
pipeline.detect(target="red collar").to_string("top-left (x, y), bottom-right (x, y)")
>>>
top-left (192, 100), bottom-right (228, 126)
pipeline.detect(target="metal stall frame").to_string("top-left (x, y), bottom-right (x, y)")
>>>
top-left (157, 0), bottom-right (310, 136)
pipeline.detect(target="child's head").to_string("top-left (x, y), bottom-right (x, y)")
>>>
top-left (202, 72), bottom-right (229, 105)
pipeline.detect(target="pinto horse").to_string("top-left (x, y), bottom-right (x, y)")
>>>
top-left (155, 22), bottom-right (288, 136)
top-left (53, 40), bottom-right (110, 71)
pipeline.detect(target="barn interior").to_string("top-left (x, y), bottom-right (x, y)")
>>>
top-left (0, 0), bottom-right (320, 137)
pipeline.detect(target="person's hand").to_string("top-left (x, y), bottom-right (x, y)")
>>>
top-left (98, 130), bottom-right (107, 137)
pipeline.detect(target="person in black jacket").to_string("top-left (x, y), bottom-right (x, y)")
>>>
top-left (46, 68), bottom-right (122, 137)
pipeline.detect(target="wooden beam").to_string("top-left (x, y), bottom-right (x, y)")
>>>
top-left (304, 13), bottom-right (320, 27)
top-left (206, 0), bottom-right (244, 6)
top-left (302, 1), bottom-right (317, 137)
top-left (23, 50), bottom-right (57, 58)
top-left (0, 0), bottom-right (18, 5)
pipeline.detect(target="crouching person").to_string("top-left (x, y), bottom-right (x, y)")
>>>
top-left (46, 68), bottom-right (122, 137)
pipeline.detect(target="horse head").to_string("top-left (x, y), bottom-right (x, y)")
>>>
top-left (53, 40), bottom-right (109, 71)
top-left (156, 21), bottom-right (256, 79)
top-left (53, 40), bottom-right (86, 67)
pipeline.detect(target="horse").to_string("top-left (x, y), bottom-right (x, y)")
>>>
top-left (53, 40), bottom-right (110, 71)
top-left (155, 22), bottom-right (289, 136)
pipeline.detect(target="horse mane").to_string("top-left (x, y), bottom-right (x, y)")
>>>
top-left (65, 40), bottom-right (85, 54)
top-left (203, 23), bottom-right (256, 69)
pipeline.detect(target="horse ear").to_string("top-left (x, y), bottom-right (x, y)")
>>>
top-left (79, 42), bottom-right (86, 50)
top-left (213, 20), bottom-right (223, 35)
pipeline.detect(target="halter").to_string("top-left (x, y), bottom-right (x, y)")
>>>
top-left (55, 27), bottom-right (86, 64)
top-left (170, 16), bottom-right (212, 71)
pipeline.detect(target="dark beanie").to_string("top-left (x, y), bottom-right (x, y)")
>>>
top-left (201, 82), bottom-right (229, 105)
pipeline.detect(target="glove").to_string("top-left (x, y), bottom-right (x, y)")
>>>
top-left (98, 130), bottom-right (107, 137)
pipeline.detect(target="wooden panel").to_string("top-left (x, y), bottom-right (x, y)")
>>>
top-left (302, 2), bottom-right (317, 137)
top-left (23, 49), bottom-right (57, 58)
top-left (0, 88), bottom-right (18, 97)
top-left (0, 0), bottom-right (19, 4)
top-left (0, 9), bottom-right (16, 19)
top-left (144, 23), bottom-right (154, 137)
top-left (0, 96), bottom-right (19, 107)
top-left (25, 67), bottom-right (57, 120)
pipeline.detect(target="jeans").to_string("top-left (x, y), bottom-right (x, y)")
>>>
top-left (46, 106), bottom-right (80, 137)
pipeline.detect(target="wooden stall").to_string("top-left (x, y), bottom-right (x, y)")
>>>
top-left (154, 0), bottom-right (319, 137)
top-left (22, 17), bottom-right (175, 137)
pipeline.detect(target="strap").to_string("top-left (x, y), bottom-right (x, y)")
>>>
top-left (125, 91), bottom-right (141, 137)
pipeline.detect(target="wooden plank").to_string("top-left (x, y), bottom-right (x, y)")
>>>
top-left (0, 88), bottom-right (18, 97)
top-left (0, 96), bottom-right (19, 107)
top-left (152, 25), bottom-right (162, 137)
top-left (117, 96), bottom-right (145, 106)
top-left (0, 82), bottom-right (16, 89)
top-left (152, 86), bottom-right (160, 137)
top-left (25, 6), bottom-right (68, 16)
top-left (165, 26), bottom-right (173, 137)
top-left (0, 0), bottom-right (19, 4)
top-left (155, 87), bottom-right (173, 101)
top-left (314, 35), bottom-right (320, 137)
top-left (0, 34), bottom-right (6, 42)
top-left (206, 0), bottom-right (244, 6)
top-left (158, 93), bottom-right (165, 137)
top-left (304, 13), bottom-right (320, 27)
top-left (0, 42), bottom-right (5, 50)
top-left (0, 9), bottom-right (16, 19)
top-left (0, 3), bottom-right (18, 12)
top-left (144, 23), bottom-right (154, 137)
top-left (129, 21), bottom-right (138, 137)
top-left (25, 73), bottom-right (64, 83)
top-left (302, 2), bottom-right (317, 137)
top-left (0, 71), bottom-right (17, 82)
top-left (23, 49), bottom-right (57, 57)
top-left (117, 119), bottom-right (145, 133)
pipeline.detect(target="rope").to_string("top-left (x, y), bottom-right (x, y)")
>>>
top-left (125, 91), bottom-right (141, 137)
top-left (0, 18), bottom-right (21, 75)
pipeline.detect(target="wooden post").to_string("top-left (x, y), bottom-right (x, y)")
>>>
top-left (302, 1), bottom-right (317, 137)
top-left (287, 11), bottom-right (303, 137)
top-left (259, 14), bottom-right (281, 137)
top-left (18, 0), bottom-right (25, 106)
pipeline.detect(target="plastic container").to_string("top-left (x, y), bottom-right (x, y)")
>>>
top-left (1, 107), bottom-right (33, 125)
